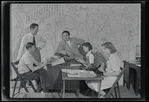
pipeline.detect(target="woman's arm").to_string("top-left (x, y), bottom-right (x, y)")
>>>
top-left (103, 70), bottom-right (121, 76)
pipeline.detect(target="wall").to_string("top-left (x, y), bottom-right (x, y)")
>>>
top-left (11, 4), bottom-right (141, 84)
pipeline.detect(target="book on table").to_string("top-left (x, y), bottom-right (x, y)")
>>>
top-left (62, 69), bottom-right (96, 77)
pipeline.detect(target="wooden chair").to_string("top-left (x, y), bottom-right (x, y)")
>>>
top-left (11, 61), bottom-right (36, 98)
top-left (85, 67), bottom-right (125, 98)
top-left (103, 67), bottom-right (125, 98)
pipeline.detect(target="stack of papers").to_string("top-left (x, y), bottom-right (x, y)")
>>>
top-left (70, 63), bottom-right (82, 67)
top-left (79, 71), bottom-right (97, 77)
top-left (62, 69), bottom-right (96, 77)
top-left (51, 58), bottom-right (65, 66)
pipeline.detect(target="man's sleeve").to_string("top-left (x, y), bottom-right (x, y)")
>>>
top-left (55, 42), bottom-right (66, 54)
top-left (17, 36), bottom-right (27, 60)
top-left (74, 37), bottom-right (85, 45)
top-left (24, 55), bottom-right (34, 71)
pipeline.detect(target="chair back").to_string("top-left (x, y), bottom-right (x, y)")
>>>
top-left (11, 62), bottom-right (24, 81)
top-left (112, 67), bottom-right (125, 87)
top-left (113, 67), bottom-right (125, 83)
top-left (104, 67), bottom-right (125, 98)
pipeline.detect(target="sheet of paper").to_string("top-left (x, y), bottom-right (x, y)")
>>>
top-left (79, 71), bottom-right (97, 77)
top-left (70, 63), bottom-right (82, 67)
top-left (51, 58), bottom-right (65, 66)
top-left (63, 69), bottom-right (96, 77)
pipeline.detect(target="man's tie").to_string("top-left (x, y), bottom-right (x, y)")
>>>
top-left (33, 36), bottom-right (36, 48)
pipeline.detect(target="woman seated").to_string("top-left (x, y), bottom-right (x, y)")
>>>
top-left (82, 42), bottom-right (96, 69)
top-left (86, 42), bottom-right (122, 98)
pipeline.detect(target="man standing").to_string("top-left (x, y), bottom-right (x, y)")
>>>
top-left (18, 42), bottom-right (51, 93)
top-left (55, 30), bottom-right (86, 63)
top-left (16, 23), bottom-right (47, 62)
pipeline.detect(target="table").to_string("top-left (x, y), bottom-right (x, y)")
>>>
top-left (61, 69), bottom-right (103, 98)
top-left (46, 60), bottom-right (83, 91)
top-left (123, 61), bottom-right (141, 95)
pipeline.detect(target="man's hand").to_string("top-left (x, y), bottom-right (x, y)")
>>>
top-left (43, 58), bottom-right (49, 66)
top-left (65, 51), bottom-right (72, 57)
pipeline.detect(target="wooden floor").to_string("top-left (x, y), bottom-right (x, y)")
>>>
top-left (9, 81), bottom-right (141, 99)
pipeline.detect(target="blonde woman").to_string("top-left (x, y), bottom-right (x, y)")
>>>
top-left (86, 42), bottom-right (122, 98)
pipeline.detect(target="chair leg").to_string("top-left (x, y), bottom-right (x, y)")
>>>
top-left (18, 83), bottom-right (22, 93)
top-left (12, 80), bottom-right (17, 98)
top-left (105, 88), bottom-right (113, 98)
top-left (84, 88), bottom-right (90, 96)
top-left (21, 82), bottom-right (29, 92)
top-left (114, 87), bottom-right (117, 98)
top-left (110, 93), bottom-right (115, 98)
top-left (29, 81), bottom-right (36, 92)
top-left (91, 90), bottom-right (94, 97)
top-left (117, 83), bottom-right (121, 98)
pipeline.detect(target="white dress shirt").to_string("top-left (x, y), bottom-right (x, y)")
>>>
top-left (18, 51), bottom-right (34, 74)
top-left (17, 33), bottom-right (47, 60)
top-left (106, 53), bottom-right (121, 73)
top-left (66, 40), bottom-right (71, 47)
top-left (86, 50), bottom-right (94, 64)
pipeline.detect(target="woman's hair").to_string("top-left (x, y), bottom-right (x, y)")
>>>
top-left (62, 30), bottom-right (70, 36)
top-left (26, 42), bottom-right (35, 50)
top-left (30, 23), bottom-right (38, 29)
top-left (101, 42), bottom-right (117, 54)
top-left (82, 42), bottom-right (93, 51)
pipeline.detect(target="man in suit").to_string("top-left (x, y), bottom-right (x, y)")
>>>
top-left (55, 30), bottom-right (85, 63)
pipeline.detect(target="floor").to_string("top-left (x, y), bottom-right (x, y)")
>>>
top-left (9, 81), bottom-right (141, 99)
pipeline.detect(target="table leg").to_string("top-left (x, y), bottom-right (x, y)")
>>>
top-left (76, 89), bottom-right (80, 98)
top-left (98, 80), bottom-right (102, 98)
top-left (61, 82), bottom-right (62, 97)
top-left (62, 80), bottom-right (65, 98)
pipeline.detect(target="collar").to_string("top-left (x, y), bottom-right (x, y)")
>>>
top-left (29, 33), bottom-right (34, 37)
top-left (109, 53), bottom-right (115, 60)
top-left (86, 50), bottom-right (92, 57)
top-left (26, 51), bottom-right (32, 57)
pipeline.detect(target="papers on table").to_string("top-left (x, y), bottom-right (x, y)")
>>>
top-left (51, 58), bottom-right (65, 66)
top-left (62, 69), bottom-right (96, 77)
top-left (70, 63), bottom-right (82, 67)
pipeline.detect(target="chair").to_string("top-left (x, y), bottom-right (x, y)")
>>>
top-left (85, 67), bottom-right (125, 98)
top-left (103, 67), bottom-right (125, 98)
top-left (11, 61), bottom-right (36, 98)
